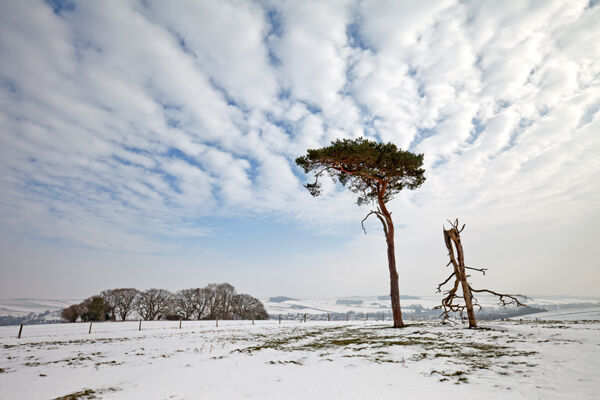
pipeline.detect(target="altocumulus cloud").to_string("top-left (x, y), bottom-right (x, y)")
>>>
top-left (0, 0), bottom-right (599, 257)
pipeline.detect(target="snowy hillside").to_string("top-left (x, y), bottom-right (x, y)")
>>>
top-left (1, 319), bottom-right (598, 399)
top-left (515, 306), bottom-right (600, 321)
top-left (0, 298), bottom-right (78, 317)
top-left (0, 298), bottom-right (80, 326)
top-left (261, 294), bottom-right (600, 320)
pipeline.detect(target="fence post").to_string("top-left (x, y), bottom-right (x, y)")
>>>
top-left (179, 318), bottom-right (182, 329)
top-left (139, 319), bottom-right (142, 331)
top-left (303, 314), bottom-right (307, 323)
top-left (216, 318), bottom-right (218, 328)
top-left (88, 321), bottom-right (93, 334)
top-left (346, 312), bottom-right (349, 321)
top-left (17, 324), bottom-right (23, 339)
top-left (327, 313), bottom-right (330, 321)
top-left (279, 315), bottom-right (281, 325)
top-left (252, 318), bottom-right (255, 325)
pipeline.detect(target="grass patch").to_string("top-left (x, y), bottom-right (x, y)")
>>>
top-left (431, 369), bottom-right (470, 384)
top-left (53, 389), bottom-right (97, 400)
top-left (53, 387), bottom-right (119, 400)
top-left (269, 360), bottom-right (302, 365)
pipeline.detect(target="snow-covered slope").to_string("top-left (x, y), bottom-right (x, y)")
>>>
top-left (515, 306), bottom-right (600, 321)
top-left (262, 295), bottom-right (600, 319)
top-left (0, 298), bottom-right (79, 317)
top-left (1, 319), bottom-right (598, 399)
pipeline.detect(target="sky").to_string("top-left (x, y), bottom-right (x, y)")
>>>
top-left (0, 0), bottom-right (599, 300)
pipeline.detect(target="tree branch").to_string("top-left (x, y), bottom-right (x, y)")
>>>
top-left (436, 272), bottom-right (456, 293)
top-left (331, 164), bottom-right (383, 183)
top-left (361, 210), bottom-right (388, 236)
top-left (468, 287), bottom-right (527, 306)
top-left (361, 211), bottom-right (377, 235)
top-left (464, 266), bottom-right (487, 275)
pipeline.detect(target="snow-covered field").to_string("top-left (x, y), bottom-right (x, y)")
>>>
top-left (516, 306), bottom-right (600, 321)
top-left (1, 318), bottom-right (599, 399)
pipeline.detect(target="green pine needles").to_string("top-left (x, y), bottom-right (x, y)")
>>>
top-left (295, 137), bottom-right (425, 206)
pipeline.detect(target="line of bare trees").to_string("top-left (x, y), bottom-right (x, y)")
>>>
top-left (61, 283), bottom-right (269, 322)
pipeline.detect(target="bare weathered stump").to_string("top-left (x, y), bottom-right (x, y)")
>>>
top-left (436, 219), bottom-right (526, 328)
top-left (17, 324), bottom-right (23, 339)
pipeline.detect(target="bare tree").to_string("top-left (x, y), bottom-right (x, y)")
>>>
top-left (193, 288), bottom-right (209, 320)
top-left (136, 289), bottom-right (172, 321)
top-left (204, 283), bottom-right (220, 319)
top-left (215, 283), bottom-right (236, 320)
top-left (172, 289), bottom-right (198, 320)
top-left (101, 289), bottom-right (139, 321)
top-left (231, 294), bottom-right (269, 320)
top-left (113, 288), bottom-right (139, 321)
top-left (435, 219), bottom-right (526, 328)
top-left (204, 283), bottom-right (236, 319)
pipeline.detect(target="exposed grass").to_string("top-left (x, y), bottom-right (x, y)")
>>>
top-left (53, 389), bottom-right (97, 400)
top-left (231, 323), bottom-right (540, 381)
top-left (269, 360), bottom-right (302, 365)
top-left (430, 369), bottom-right (469, 384)
top-left (53, 387), bottom-right (119, 400)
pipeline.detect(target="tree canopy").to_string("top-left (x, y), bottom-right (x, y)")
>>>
top-left (295, 137), bottom-right (426, 205)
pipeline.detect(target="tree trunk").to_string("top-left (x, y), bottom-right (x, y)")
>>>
top-left (386, 224), bottom-right (404, 328)
top-left (444, 228), bottom-right (477, 328)
top-left (378, 196), bottom-right (404, 328)
top-left (452, 232), bottom-right (477, 328)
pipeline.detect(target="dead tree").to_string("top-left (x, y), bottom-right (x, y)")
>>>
top-left (435, 219), bottom-right (526, 328)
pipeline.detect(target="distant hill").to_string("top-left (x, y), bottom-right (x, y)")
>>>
top-left (336, 299), bottom-right (364, 305)
top-left (268, 296), bottom-right (297, 303)
top-left (377, 295), bottom-right (421, 300)
top-left (0, 298), bottom-right (80, 326)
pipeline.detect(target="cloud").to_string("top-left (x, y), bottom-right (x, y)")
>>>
top-left (0, 0), bottom-right (598, 298)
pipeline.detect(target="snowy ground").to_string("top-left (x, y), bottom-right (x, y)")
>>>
top-left (1, 319), bottom-right (599, 399)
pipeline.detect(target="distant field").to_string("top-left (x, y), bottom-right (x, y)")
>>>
top-left (515, 306), bottom-right (600, 321)
top-left (1, 319), bottom-right (599, 399)
top-left (261, 295), bottom-right (600, 319)
top-left (2, 296), bottom-right (599, 326)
